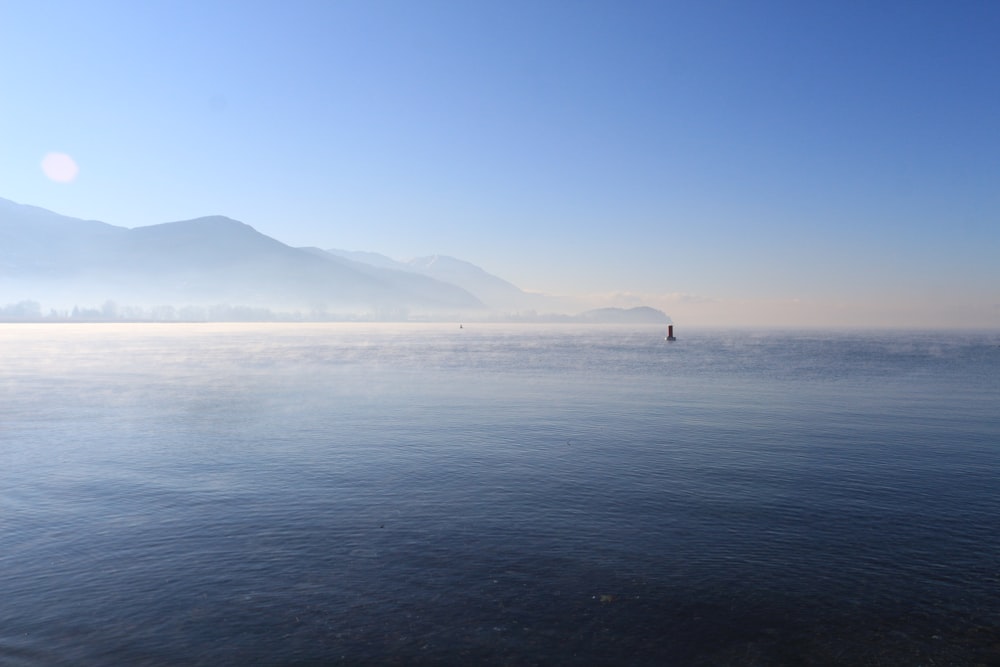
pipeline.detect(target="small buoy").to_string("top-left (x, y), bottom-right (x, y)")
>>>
top-left (666, 324), bottom-right (676, 341)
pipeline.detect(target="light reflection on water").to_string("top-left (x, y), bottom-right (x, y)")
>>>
top-left (1, 323), bottom-right (999, 665)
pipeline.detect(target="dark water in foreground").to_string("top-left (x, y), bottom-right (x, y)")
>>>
top-left (2, 324), bottom-right (998, 666)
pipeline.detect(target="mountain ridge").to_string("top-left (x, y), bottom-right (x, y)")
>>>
top-left (0, 196), bottom-right (669, 323)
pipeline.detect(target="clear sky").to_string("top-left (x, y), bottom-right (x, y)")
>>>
top-left (2, 0), bottom-right (998, 327)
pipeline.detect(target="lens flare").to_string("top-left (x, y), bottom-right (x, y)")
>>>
top-left (41, 152), bottom-right (80, 183)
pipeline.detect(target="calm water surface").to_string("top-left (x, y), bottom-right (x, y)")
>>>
top-left (2, 324), bottom-right (998, 665)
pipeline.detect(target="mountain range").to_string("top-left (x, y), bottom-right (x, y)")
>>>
top-left (0, 196), bottom-right (669, 323)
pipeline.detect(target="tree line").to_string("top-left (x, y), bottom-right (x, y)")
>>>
top-left (0, 300), bottom-right (363, 322)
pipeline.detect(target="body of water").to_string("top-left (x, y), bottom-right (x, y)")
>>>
top-left (2, 324), bottom-right (998, 665)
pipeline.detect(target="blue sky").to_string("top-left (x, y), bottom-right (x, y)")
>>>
top-left (2, 0), bottom-right (998, 326)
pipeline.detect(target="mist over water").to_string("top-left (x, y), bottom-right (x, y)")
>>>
top-left (2, 324), bottom-right (998, 665)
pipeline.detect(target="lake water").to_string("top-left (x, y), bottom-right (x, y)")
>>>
top-left (2, 323), bottom-right (998, 665)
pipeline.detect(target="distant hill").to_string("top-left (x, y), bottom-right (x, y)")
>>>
top-left (324, 249), bottom-right (549, 313)
top-left (0, 197), bottom-right (482, 317)
top-left (1, 196), bottom-right (671, 323)
top-left (0, 197), bottom-right (126, 277)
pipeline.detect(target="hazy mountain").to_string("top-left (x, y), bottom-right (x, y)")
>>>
top-left (0, 197), bottom-right (126, 277)
top-left (407, 255), bottom-right (533, 310)
top-left (299, 248), bottom-right (492, 313)
top-left (325, 249), bottom-right (565, 314)
top-left (320, 249), bottom-right (404, 271)
top-left (1, 196), bottom-right (670, 322)
top-left (0, 197), bottom-right (482, 316)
